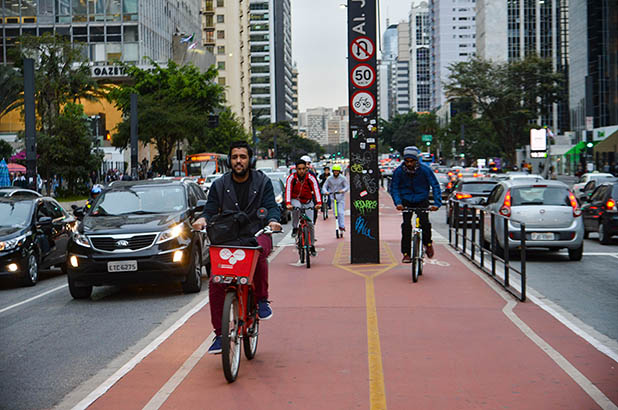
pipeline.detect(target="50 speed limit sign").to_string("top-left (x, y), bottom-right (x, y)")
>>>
top-left (351, 64), bottom-right (376, 89)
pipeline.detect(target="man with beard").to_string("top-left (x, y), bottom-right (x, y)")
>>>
top-left (390, 146), bottom-right (441, 263)
top-left (192, 141), bottom-right (282, 354)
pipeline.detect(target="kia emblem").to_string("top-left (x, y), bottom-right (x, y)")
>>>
top-left (116, 240), bottom-right (129, 247)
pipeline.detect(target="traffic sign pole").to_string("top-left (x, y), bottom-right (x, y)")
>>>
top-left (348, 0), bottom-right (379, 264)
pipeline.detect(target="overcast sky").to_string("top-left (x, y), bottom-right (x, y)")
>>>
top-left (292, 0), bottom-right (413, 112)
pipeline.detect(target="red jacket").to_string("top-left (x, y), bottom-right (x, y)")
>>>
top-left (285, 172), bottom-right (322, 205)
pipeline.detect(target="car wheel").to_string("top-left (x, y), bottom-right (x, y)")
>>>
top-left (68, 275), bottom-right (92, 299)
top-left (568, 244), bottom-right (584, 261)
top-left (23, 251), bottom-right (38, 286)
top-left (583, 229), bottom-right (589, 239)
top-left (599, 223), bottom-right (611, 245)
top-left (182, 245), bottom-right (202, 293)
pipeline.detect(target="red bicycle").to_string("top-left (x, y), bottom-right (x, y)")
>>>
top-left (208, 222), bottom-right (281, 382)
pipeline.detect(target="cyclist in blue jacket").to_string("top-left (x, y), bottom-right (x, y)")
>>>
top-left (390, 146), bottom-right (441, 262)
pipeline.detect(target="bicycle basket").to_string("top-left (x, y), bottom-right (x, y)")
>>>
top-left (210, 245), bottom-right (261, 281)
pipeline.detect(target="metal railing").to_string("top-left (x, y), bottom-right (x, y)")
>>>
top-left (448, 199), bottom-right (527, 302)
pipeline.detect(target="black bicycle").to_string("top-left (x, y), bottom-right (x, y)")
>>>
top-left (402, 207), bottom-right (430, 283)
top-left (322, 194), bottom-right (329, 220)
top-left (293, 206), bottom-right (315, 268)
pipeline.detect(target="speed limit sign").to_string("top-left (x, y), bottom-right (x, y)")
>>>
top-left (351, 64), bottom-right (375, 89)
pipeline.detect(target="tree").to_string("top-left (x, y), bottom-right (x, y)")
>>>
top-left (0, 64), bottom-right (22, 121)
top-left (438, 113), bottom-right (501, 163)
top-left (257, 121), bottom-right (324, 163)
top-left (109, 61), bottom-right (226, 174)
top-left (188, 108), bottom-right (250, 155)
top-left (445, 55), bottom-right (563, 165)
top-left (0, 139), bottom-right (14, 161)
top-left (379, 111), bottom-right (422, 154)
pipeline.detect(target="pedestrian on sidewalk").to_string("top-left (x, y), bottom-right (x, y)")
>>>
top-left (390, 146), bottom-right (441, 262)
top-left (322, 164), bottom-right (349, 234)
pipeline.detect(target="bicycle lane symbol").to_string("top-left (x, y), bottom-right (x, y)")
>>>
top-left (351, 90), bottom-right (375, 116)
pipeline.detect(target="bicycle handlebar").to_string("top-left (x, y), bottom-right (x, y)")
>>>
top-left (291, 206), bottom-right (317, 210)
top-left (191, 227), bottom-right (284, 238)
top-left (401, 207), bottom-right (433, 213)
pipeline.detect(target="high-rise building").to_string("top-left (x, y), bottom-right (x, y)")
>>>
top-left (249, 0), bottom-right (294, 124)
top-left (291, 63), bottom-right (299, 130)
top-left (327, 106), bottom-right (349, 145)
top-left (430, 0), bottom-right (477, 110)
top-left (409, 2), bottom-right (431, 112)
top-left (306, 107), bottom-right (332, 146)
top-left (569, 0), bottom-right (618, 139)
top-left (377, 23), bottom-right (398, 120)
top-left (476, 0), bottom-right (570, 133)
top-left (396, 22), bottom-right (411, 114)
top-left (0, 0), bottom-right (202, 65)
top-left (203, 0), bottom-right (252, 130)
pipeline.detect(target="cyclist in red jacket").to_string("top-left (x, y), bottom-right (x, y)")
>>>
top-left (285, 158), bottom-right (322, 256)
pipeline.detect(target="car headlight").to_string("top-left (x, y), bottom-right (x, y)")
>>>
top-left (0, 234), bottom-right (27, 252)
top-left (73, 232), bottom-right (90, 248)
top-left (157, 224), bottom-right (185, 243)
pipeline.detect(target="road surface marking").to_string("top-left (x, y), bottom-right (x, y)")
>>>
top-left (70, 293), bottom-right (210, 410)
top-left (334, 242), bottom-right (398, 410)
top-left (447, 246), bottom-right (618, 410)
top-left (0, 284), bottom-right (67, 314)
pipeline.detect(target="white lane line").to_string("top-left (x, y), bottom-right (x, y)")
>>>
top-left (142, 332), bottom-right (215, 410)
top-left (447, 247), bottom-right (618, 410)
top-left (70, 293), bottom-right (210, 410)
top-left (0, 284), bottom-right (67, 314)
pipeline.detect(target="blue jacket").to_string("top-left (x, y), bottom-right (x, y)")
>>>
top-left (390, 163), bottom-right (442, 207)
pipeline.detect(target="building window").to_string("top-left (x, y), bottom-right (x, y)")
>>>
top-left (217, 14), bottom-right (224, 23)
top-left (218, 77), bottom-right (226, 85)
top-left (217, 30), bottom-right (225, 39)
top-left (217, 0), bottom-right (224, 6)
top-left (217, 46), bottom-right (225, 54)
top-left (217, 61), bottom-right (226, 70)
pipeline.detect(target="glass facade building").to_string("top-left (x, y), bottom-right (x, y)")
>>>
top-left (0, 0), bottom-right (201, 65)
top-left (410, 3), bottom-right (431, 112)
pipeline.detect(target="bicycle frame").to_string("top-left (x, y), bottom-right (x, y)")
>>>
top-left (402, 208), bottom-right (430, 282)
top-left (293, 206), bottom-right (314, 268)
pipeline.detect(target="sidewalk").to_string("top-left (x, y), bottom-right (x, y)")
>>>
top-left (64, 188), bottom-right (618, 410)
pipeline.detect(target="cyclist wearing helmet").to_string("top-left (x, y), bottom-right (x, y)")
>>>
top-left (322, 164), bottom-right (349, 234)
top-left (390, 146), bottom-right (441, 262)
top-left (301, 155), bottom-right (317, 178)
top-left (86, 184), bottom-right (103, 210)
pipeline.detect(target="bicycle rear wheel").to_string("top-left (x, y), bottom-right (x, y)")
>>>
top-left (222, 291), bottom-right (241, 382)
top-left (243, 289), bottom-right (259, 360)
top-left (304, 226), bottom-right (311, 269)
top-left (411, 233), bottom-right (420, 283)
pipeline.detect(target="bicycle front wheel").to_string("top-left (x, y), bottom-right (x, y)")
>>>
top-left (243, 289), bottom-right (259, 360)
top-left (304, 226), bottom-right (311, 269)
top-left (222, 291), bottom-right (241, 383)
top-left (411, 233), bottom-right (420, 283)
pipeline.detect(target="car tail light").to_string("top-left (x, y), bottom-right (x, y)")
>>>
top-left (446, 182), bottom-right (452, 189)
top-left (456, 192), bottom-right (472, 200)
top-left (568, 191), bottom-right (582, 217)
top-left (458, 173), bottom-right (463, 178)
top-left (499, 189), bottom-right (511, 217)
top-left (606, 198), bottom-right (617, 212)
top-left (448, 172), bottom-right (453, 177)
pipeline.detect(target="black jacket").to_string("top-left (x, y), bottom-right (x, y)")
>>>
top-left (201, 170), bottom-right (280, 236)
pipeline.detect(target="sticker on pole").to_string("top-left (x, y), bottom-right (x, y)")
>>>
top-left (351, 91), bottom-right (375, 116)
top-left (351, 64), bottom-right (376, 88)
top-left (350, 37), bottom-right (375, 62)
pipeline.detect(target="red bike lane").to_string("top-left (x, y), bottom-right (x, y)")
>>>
top-left (77, 188), bottom-right (618, 410)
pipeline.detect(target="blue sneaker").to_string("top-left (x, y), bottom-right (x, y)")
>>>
top-left (208, 335), bottom-right (222, 354)
top-left (258, 300), bottom-right (273, 320)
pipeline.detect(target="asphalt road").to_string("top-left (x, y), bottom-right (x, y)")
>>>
top-left (0, 214), bottom-right (292, 410)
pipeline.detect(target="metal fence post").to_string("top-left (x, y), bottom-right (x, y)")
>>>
top-left (470, 207), bottom-right (477, 262)
top-left (520, 222), bottom-right (526, 301)
top-left (455, 201), bottom-right (460, 250)
top-left (448, 200), bottom-right (452, 244)
top-left (479, 208), bottom-right (485, 268)
top-left (491, 213), bottom-right (496, 277)
top-left (503, 217), bottom-right (510, 288)
top-left (462, 204), bottom-right (468, 254)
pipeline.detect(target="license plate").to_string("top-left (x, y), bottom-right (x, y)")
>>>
top-left (531, 232), bottom-right (554, 240)
top-left (107, 260), bottom-right (138, 272)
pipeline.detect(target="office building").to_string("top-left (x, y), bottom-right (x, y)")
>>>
top-left (377, 23), bottom-right (398, 120)
top-left (203, 0), bottom-right (252, 130)
top-left (430, 0), bottom-right (477, 110)
top-left (306, 107), bottom-right (332, 146)
top-left (249, 0), bottom-right (294, 123)
top-left (292, 63), bottom-right (299, 130)
top-left (409, 2), bottom-right (431, 112)
top-left (396, 22), bottom-right (411, 114)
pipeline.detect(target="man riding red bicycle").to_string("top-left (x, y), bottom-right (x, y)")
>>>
top-left (390, 146), bottom-right (441, 262)
top-left (192, 141), bottom-right (282, 354)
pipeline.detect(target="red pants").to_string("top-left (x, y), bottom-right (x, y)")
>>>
top-left (209, 234), bottom-right (272, 336)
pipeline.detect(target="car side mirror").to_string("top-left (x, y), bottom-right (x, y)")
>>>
top-left (479, 198), bottom-right (487, 205)
top-left (37, 216), bottom-right (53, 226)
top-left (194, 199), bottom-right (207, 214)
top-left (73, 207), bottom-right (85, 218)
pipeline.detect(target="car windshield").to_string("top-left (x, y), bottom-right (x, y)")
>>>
top-left (511, 186), bottom-right (570, 206)
top-left (462, 183), bottom-right (497, 193)
top-left (437, 175), bottom-right (450, 182)
top-left (91, 186), bottom-right (186, 216)
top-left (0, 201), bottom-right (33, 227)
top-left (271, 180), bottom-right (283, 196)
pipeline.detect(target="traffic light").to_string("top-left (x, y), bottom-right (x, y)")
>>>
top-left (105, 130), bottom-right (111, 141)
top-left (426, 141), bottom-right (431, 146)
top-left (586, 142), bottom-right (593, 148)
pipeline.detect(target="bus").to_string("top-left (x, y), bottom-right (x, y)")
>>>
top-left (183, 153), bottom-right (229, 184)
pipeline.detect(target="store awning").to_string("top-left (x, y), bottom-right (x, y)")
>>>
top-left (593, 129), bottom-right (618, 154)
top-left (564, 140), bottom-right (599, 156)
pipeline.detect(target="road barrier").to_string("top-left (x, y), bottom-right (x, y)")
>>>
top-left (448, 199), bottom-right (527, 302)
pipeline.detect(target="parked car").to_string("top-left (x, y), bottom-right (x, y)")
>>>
top-left (265, 176), bottom-right (290, 224)
top-left (572, 172), bottom-right (615, 197)
top-left (581, 182), bottom-right (618, 244)
top-left (446, 178), bottom-right (498, 225)
top-left (433, 173), bottom-right (453, 200)
top-left (66, 179), bottom-right (209, 299)
top-left (482, 180), bottom-right (584, 260)
top-left (578, 177), bottom-right (617, 203)
top-left (0, 196), bottom-right (75, 285)
top-left (0, 187), bottom-right (42, 198)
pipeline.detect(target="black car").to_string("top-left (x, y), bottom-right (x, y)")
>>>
top-left (446, 178), bottom-right (498, 225)
top-left (0, 196), bottom-right (75, 285)
top-left (581, 182), bottom-right (618, 244)
top-left (66, 179), bottom-right (209, 299)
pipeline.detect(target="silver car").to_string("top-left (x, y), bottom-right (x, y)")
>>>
top-left (482, 179), bottom-right (584, 260)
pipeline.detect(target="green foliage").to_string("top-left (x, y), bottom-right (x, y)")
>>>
top-left (439, 113), bottom-right (501, 161)
top-left (0, 139), bottom-right (14, 161)
top-left (445, 55), bottom-right (563, 164)
top-left (257, 121), bottom-right (324, 162)
top-left (379, 111), bottom-right (440, 154)
top-left (0, 65), bottom-right (22, 120)
top-left (188, 108), bottom-right (250, 154)
top-left (108, 60), bottom-right (226, 174)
